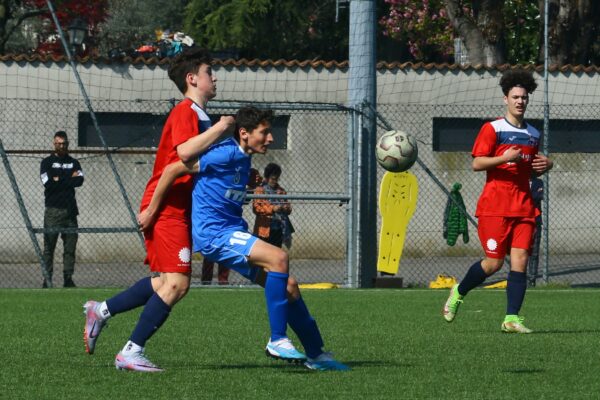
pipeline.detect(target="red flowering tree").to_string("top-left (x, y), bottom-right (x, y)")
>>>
top-left (380, 0), bottom-right (455, 62)
top-left (24, 0), bottom-right (109, 56)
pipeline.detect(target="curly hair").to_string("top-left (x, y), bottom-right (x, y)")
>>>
top-left (167, 48), bottom-right (212, 94)
top-left (499, 69), bottom-right (538, 95)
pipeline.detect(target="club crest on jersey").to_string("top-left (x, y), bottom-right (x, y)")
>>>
top-left (486, 238), bottom-right (498, 252)
top-left (178, 247), bottom-right (191, 264)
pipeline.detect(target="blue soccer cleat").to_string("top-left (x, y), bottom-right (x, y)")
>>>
top-left (305, 352), bottom-right (351, 371)
top-left (265, 337), bottom-right (306, 363)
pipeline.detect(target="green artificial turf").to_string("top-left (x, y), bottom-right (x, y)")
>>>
top-left (1, 288), bottom-right (599, 399)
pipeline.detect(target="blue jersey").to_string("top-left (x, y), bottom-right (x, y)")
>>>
top-left (191, 137), bottom-right (251, 251)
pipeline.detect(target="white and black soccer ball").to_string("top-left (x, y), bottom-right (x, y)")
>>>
top-left (375, 130), bottom-right (418, 173)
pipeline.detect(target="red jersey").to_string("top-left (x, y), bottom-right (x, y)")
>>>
top-left (140, 98), bottom-right (212, 219)
top-left (472, 118), bottom-right (541, 217)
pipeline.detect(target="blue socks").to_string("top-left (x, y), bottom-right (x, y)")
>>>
top-left (264, 271), bottom-right (289, 341)
top-left (130, 293), bottom-right (171, 347)
top-left (106, 277), bottom-right (154, 316)
top-left (506, 271), bottom-right (527, 315)
top-left (458, 261), bottom-right (488, 296)
top-left (288, 296), bottom-right (324, 359)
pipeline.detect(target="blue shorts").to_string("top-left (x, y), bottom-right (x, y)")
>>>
top-left (197, 230), bottom-right (259, 281)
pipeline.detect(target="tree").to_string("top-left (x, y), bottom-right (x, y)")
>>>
top-left (380, 0), bottom-right (455, 62)
top-left (0, 0), bottom-right (47, 53)
top-left (99, 0), bottom-right (188, 55)
top-left (183, 0), bottom-right (350, 60)
top-left (542, 0), bottom-right (600, 65)
top-left (443, 0), bottom-right (506, 65)
top-left (382, 0), bottom-right (600, 66)
top-left (23, 0), bottom-right (109, 56)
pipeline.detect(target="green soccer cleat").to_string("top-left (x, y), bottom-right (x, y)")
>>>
top-left (501, 315), bottom-right (533, 334)
top-left (442, 284), bottom-right (463, 322)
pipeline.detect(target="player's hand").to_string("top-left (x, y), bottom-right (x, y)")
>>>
top-left (503, 146), bottom-right (522, 163)
top-left (53, 176), bottom-right (59, 181)
top-left (137, 208), bottom-right (156, 232)
top-left (532, 153), bottom-right (553, 173)
top-left (217, 116), bottom-right (235, 134)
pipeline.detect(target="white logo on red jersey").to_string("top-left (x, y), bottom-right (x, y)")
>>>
top-left (178, 247), bottom-right (191, 263)
top-left (486, 239), bottom-right (498, 252)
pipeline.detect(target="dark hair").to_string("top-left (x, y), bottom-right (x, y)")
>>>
top-left (234, 106), bottom-right (274, 141)
top-left (500, 69), bottom-right (537, 95)
top-left (167, 48), bottom-right (212, 94)
top-left (264, 163), bottom-right (282, 180)
top-left (54, 131), bottom-right (68, 140)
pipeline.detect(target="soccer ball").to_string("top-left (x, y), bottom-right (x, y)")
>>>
top-left (375, 130), bottom-right (418, 172)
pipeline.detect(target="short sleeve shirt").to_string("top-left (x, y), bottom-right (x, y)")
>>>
top-left (140, 98), bottom-right (212, 219)
top-left (191, 138), bottom-right (251, 250)
top-left (472, 118), bottom-right (541, 217)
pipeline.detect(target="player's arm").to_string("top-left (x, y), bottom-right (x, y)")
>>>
top-left (137, 159), bottom-right (198, 231)
top-left (472, 146), bottom-right (521, 171)
top-left (532, 153), bottom-right (553, 175)
top-left (471, 123), bottom-right (521, 171)
top-left (177, 116), bottom-right (235, 163)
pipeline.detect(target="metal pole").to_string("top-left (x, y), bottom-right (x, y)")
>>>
top-left (45, 0), bottom-right (145, 249)
top-left (345, 110), bottom-right (356, 287)
top-left (542, 0), bottom-right (550, 283)
top-left (0, 140), bottom-right (52, 287)
top-left (349, 0), bottom-right (377, 287)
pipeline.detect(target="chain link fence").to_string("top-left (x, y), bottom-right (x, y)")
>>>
top-left (2, 96), bottom-right (599, 288)
top-left (0, 99), bottom-right (352, 288)
top-left (377, 103), bottom-right (600, 287)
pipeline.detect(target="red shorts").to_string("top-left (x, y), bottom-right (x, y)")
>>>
top-left (144, 216), bottom-right (192, 273)
top-left (477, 216), bottom-right (536, 259)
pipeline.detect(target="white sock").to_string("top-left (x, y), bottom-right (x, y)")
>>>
top-left (97, 301), bottom-right (111, 320)
top-left (121, 340), bottom-right (143, 356)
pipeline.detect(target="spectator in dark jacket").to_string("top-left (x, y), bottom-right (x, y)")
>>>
top-left (40, 131), bottom-right (84, 287)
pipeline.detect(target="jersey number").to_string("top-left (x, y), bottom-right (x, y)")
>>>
top-left (229, 231), bottom-right (251, 246)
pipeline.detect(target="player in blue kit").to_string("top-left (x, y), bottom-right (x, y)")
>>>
top-left (144, 106), bottom-right (349, 371)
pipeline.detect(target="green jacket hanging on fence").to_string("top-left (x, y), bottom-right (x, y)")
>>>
top-left (443, 182), bottom-right (469, 246)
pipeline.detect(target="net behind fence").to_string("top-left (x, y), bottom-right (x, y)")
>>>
top-left (2, 56), bottom-right (600, 288)
top-left (0, 98), bottom-right (351, 288)
top-left (377, 103), bottom-right (600, 287)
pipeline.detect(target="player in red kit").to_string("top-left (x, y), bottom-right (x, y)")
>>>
top-left (443, 69), bottom-right (553, 333)
top-left (82, 48), bottom-right (234, 371)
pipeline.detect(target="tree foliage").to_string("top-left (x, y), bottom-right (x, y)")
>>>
top-left (100, 0), bottom-right (188, 53)
top-left (184, 0), bottom-right (350, 60)
top-left (0, 0), bottom-right (47, 53)
top-left (0, 0), bottom-right (109, 56)
top-left (380, 0), bottom-right (454, 62)
top-left (543, 0), bottom-right (600, 65)
top-left (382, 0), bottom-right (600, 66)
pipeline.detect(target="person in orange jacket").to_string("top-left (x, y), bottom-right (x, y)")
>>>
top-left (253, 163), bottom-right (293, 248)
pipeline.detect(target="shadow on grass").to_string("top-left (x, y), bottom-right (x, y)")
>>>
top-left (529, 329), bottom-right (600, 334)
top-left (503, 368), bottom-right (545, 374)
top-left (167, 359), bottom-right (409, 372)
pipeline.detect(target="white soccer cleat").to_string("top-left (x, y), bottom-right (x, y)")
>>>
top-left (265, 337), bottom-right (306, 363)
top-left (83, 300), bottom-right (108, 355)
top-left (115, 351), bottom-right (164, 372)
